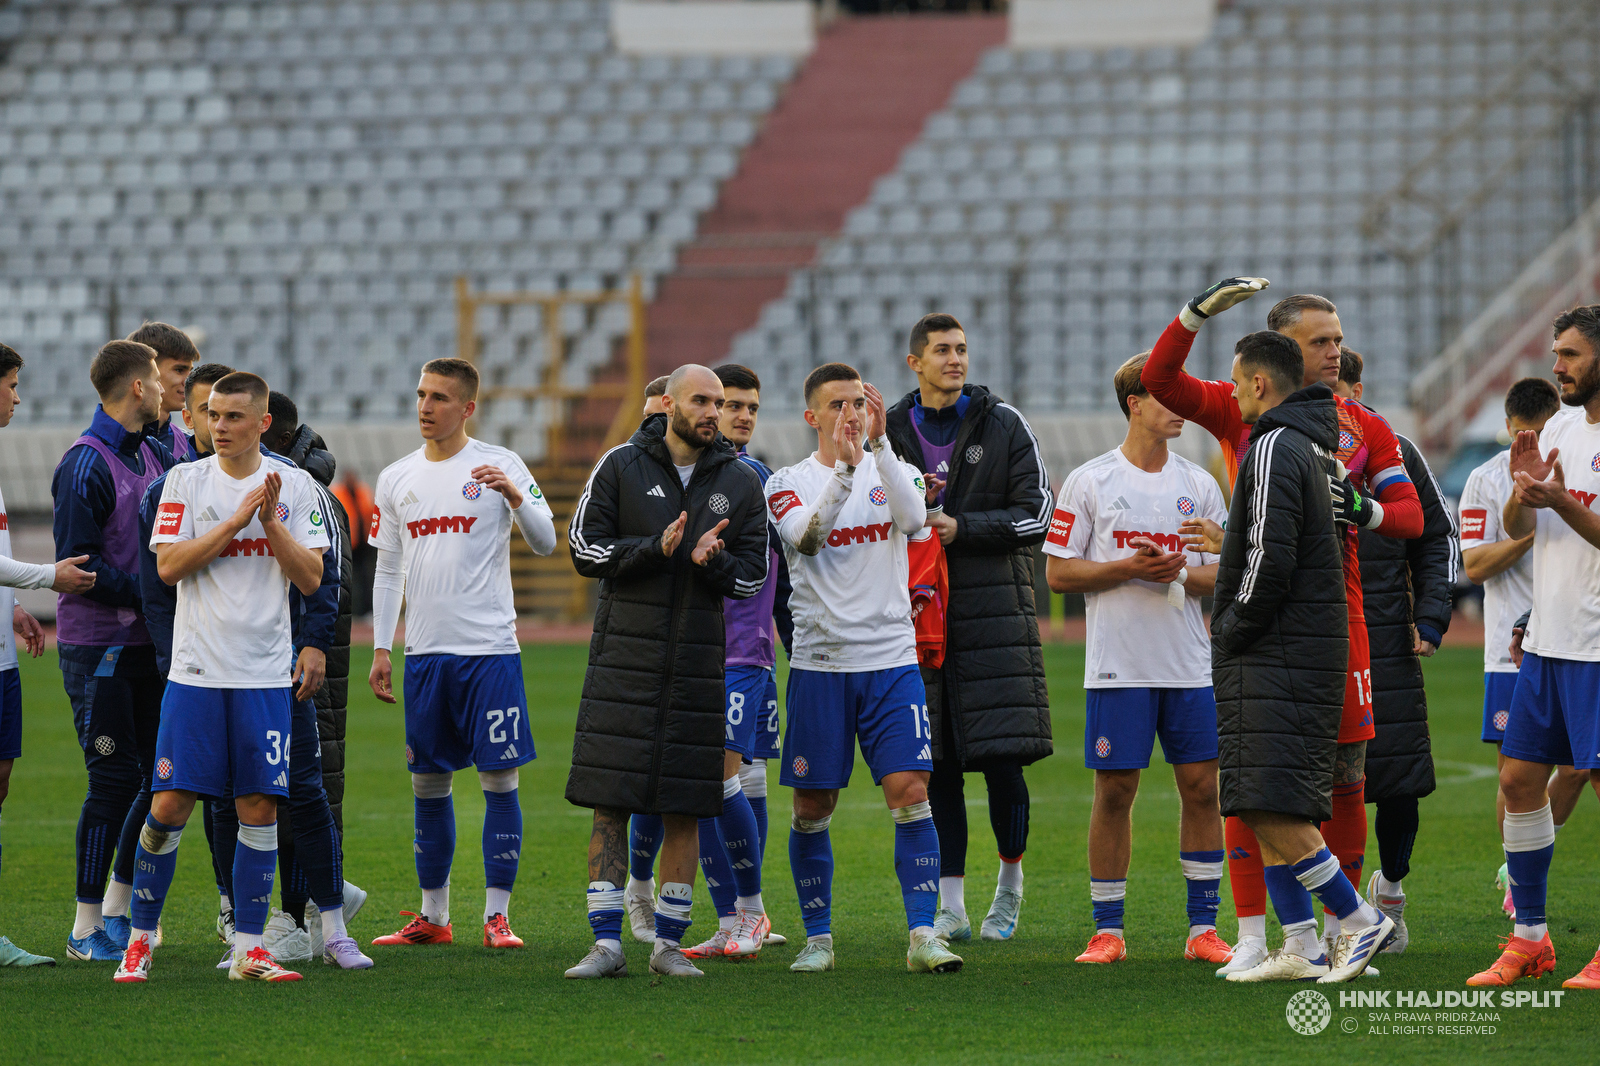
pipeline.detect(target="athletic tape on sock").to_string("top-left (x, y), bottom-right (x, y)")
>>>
top-left (1504, 805), bottom-right (1556, 852)
top-left (1089, 878), bottom-right (1127, 901)
top-left (792, 813), bottom-right (831, 833)
top-left (890, 801), bottom-right (932, 824)
top-left (738, 761), bottom-right (767, 799)
top-left (478, 767), bottom-right (518, 793)
top-left (138, 817), bottom-right (184, 856)
top-left (237, 822), bottom-right (276, 851)
top-left (1291, 850), bottom-right (1342, 892)
top-left (722, 775), bottom-right (742, 799)
top-left (411, 772), bottom-right (454, 799)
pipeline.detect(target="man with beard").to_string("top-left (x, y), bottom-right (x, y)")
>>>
top-left (1470, 305), bottom-right (1600, 990)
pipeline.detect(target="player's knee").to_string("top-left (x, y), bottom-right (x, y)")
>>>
top-left (792, 791), bottom-right (836, 822)
top-left (477, 767), bottom-right (517, 794)
top-left (1094, 771), bottom-right (1140, 810)
top-left (411, 771), bottom-right (454, 799)
top-left (1552, 765), bottom-right (1589, 787)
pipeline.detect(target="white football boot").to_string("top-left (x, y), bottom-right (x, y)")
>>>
top-left (1225, 946), bottom-right (1330, 982)
top-left (1215, 934), bottom-right (1268, 977)
top-left (1319, 914), bottom-right (1395, 983)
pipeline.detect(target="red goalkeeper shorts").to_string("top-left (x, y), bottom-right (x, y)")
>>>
top-left (1339, 618), bottom-right (1375, 744)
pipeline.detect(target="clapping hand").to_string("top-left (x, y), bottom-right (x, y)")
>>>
top-left (692, 519), bottom-right (729, 566)
top-left (1179, 517), bottom-right (1223, 555)
top-left (661, 512), bottom-right (687, 557)
top-left (833, 398), bottom-right (864, 469)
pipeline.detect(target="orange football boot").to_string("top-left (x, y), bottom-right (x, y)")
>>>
top-left (483, 913), bottom-right (524, 948)
top-left (1562, 948), bottom-right (1600, 989)
top-left (1074, 931), bottom-right (1127, 964)
top-left (371, 912), bottom-right (453, 946)
top-left (1466, 934), bottom-right (1555, 986)
top-left (1185, 929), bottom-right (1234, 964)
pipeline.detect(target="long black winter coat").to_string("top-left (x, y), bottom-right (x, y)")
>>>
top-left (566, 416), bottom-right (769, 817)
top-left (1359, 433), bottom-right (1455, 803)
top-left (283, 425), bottom-right (356, 833)
top-left (1213, 384), bottom-right (1349, 823)
top-left (886, 385), bottom-right (1055, 766)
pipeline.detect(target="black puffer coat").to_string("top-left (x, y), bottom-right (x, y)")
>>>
top-left (886, 385), bottom-right (1054, 766)
top-left (566, 416), bottom-right (769, 817)
top-left (1213, 384), bottom-right (1349, 823)
top-left (1359, 433), bottom-right (1455, 803)
top-left (283, 424), bottom-right (356, 833)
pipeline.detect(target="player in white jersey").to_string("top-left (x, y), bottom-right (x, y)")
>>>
top-left (115, 372), bottom-right (329, 983)
top-left (0, 344), bottom-right (95, 968)
top-left (1457, 379), bottom-right (1592, 911)
top-left (1469, 306), bottom-right (1600, 990)
top-left (765, 362), bottom-right (961, 975)
top-left (1044, 352), bottom-right (1231, 968)
top-left (368, 358), bottom-right (556, 951)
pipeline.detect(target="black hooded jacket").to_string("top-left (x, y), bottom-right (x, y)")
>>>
top-left (565, 415), bottom-right (769, 817)
top-left (1212, 384), bottom-right (1349, 823)
top-left (885, 384), bottom-right (1055, 766)
top-left (1359, 432), bottom-right (1455, 803)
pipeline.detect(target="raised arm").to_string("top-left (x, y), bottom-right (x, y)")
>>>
top-left (1140, 278), bottom-right (1268, 443)
top-left (770, 468), bottom-right (853, 557)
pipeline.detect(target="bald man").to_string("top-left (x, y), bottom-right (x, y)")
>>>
top-left (564, 364), bottom-right (770, 979)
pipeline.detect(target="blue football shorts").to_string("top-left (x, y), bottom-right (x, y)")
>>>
top-left (779, 664), bottom-right (931, 790)
top-left (1481, 672), bottom-right (1518, 744)
top-left (1503, 652), bottom-right (1600, 770)
top-left (404, 652), bottom-right (535, 774)
top-left (1084, 686), bottom-right (1218, 770)
top-left (154, 682), bottom-right (293, 798)
top-left (724, 664), bottom-right (774, 761)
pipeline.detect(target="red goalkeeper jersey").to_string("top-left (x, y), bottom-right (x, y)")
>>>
top-left (1141, 316), bottom-right (1424, 622)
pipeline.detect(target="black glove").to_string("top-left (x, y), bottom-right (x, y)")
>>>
top-left (1512, 609), bottom-right (1531, 635)
top-left (1329, 471), bottom-right (1385, 530)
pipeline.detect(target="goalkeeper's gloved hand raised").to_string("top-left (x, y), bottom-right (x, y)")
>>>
top-left (1329, 461), bottom-right (1386, 530)
top-left (1178, 277), bottom-right (1271, 331)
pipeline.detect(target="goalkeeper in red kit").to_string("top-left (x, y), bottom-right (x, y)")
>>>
top-left (1141, 278), bottom-right (1424, 976)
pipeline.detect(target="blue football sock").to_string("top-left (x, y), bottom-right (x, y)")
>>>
top-left (654, 881), bottom-right (693, 944)
top-left (1181, 849), bottom-right (1225, 929)
top-left (1291, 847), bottom-right (1364, 921)
top-left (892, 803), bottom-right (940, 931)
top-left (414, 794), bottom-right (455, 891)
top-left (697, 817), bottom-right (738, 919)
top-left (482, 789), bottom-right (522, 891)
top-left (113, 789), bottom-right (151, 887)
top-left (790, 815), bottom-right (833, 937)
top-left (233, 822), bottom-right (278, 937)
top-left (1504, 805), bottom-right (1555, 937)
top-left (587, 881), bottom-right (624, 943)
top-left (748, 794), bottom-right (769, 857)
top-left (1090, 878), bottom-right (1127, 931)
top-left (630, 814), bottom-right (664, 882)
top-left (717, 778), bottom-right (763, 899)
top-left (1263, 863), bottom-right (1316, 926)
top-left (129, 814), bottom-right (184, 931)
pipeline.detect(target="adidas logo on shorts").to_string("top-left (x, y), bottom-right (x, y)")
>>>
top-left (501, 744), bottom-right (519, 760)
top-left (916, 744), bottom-right (931, 760)
top-left (272, 771), bottom-right (288, 788)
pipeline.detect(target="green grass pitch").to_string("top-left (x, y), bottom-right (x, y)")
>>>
top-left (1, 643), bottom-right (1595, 1064)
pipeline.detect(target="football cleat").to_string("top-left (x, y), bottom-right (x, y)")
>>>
top-left (981, 886), bottom-right (1023, 941)
top-left (216, 946), bottom-right (234, 970)
top-left (103, 914), bottom-right (131, 951)
top-left (564, 943), bottom-right (629, 979)
top-left (790, 938), bottom-right (835, 972)
top-left (1216, 934), bottom-right (1268, 977)
top-left (1226, 947), bottom-right (1330, 982)
top-left (371, 912), bottom-right (452, 946)
top-left (67, 927), bottom-right (125, 962)
top-left (683, 927), bottom-right (730, 959)
top-left (113, 934), bottom-right (153, 983)
top-left (907, 930), bottom-right (963, 973)
top-left (726, 911), bottom-right (771, 958)
top-left (763, 931), bottom-right (788, 946)
top-left (263, 909), bottom-right (313, 961)
top-left (1366, 871), bottom-right (1408, 954)
top-left (483, 913), bottom-right (523, 948)
top-left (0, 936), bottom-right (55, 967)
top-left (341, 881), bottom-right (369, 924)
top-left (1319, 915), bottom-right (1396, 983)
top-left (1562, 948), bottom-right (1600, 989)
top-left (933, 908), bottom-right (971, 943)
top-left (1074, 931), bottom-right (1127, 964)
top-left (649, 943), bottom-right (705, 977)
top-left (1497, 863), bottom-right (1514, 917)
top-left (626, 887), bottom-right (657, 944)
top-left (322, 936), bottom-right (374, 970)
top-left (1467, 933), bottom-right (1557, 987)
top-left (230, 945), bottom-right (303, 982)
top-left (217, 908), bottom-right (235, 944)
top-left (1185, 929), bottom-right (1233, 964)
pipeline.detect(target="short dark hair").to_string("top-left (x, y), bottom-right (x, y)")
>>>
top-left (90, 340), bottom-right (158, 401)
top-left (803, 362), bottom-right (862, 407)
top-left (210, 371), bottom-right (269, 412)
top-left (1338, 346), bottom-right (1363, 386)
top-left (266, 390), bottom-right (299, 451)
top-left (644, 375), bottom-right (669, 399)
top-left (1553, 304), bottom-right (1600, 358)
top-left (0, 343), bottom-right (22, 380)
top-left (1235, 331), bottom-right (1303, 395)
top-left (1504, 377), bottom-right (1561, 423)
top-left (1267, 294), bottom-right (1338, 332)
top-left (184, 362), bottom-right (234, 402)
top-left (909, 312), bottom-right (964, 357)
top-left (125, 321), bottom-right (198, 366)
top-left (1113, 351), bottom-right (1151, 419)
top-left (715, 363), bottom-right (761, 393)
top-left (421, 357), bottom-right (479, 401)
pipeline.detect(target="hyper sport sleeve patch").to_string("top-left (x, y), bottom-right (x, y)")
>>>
top-left (1046, 508), bottom-right (1076, 547)
top-left (1459, 508), bottom-right (1487, 541)
top-left (768, 489), bottom-right (802, 521)
top-left (156, 502), bottom-right (184, 536)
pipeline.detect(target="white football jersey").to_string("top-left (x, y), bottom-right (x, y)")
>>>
top-left (1044, 447), bottom-right (1225, 689)
top-left (1522, 408), bottom-right (1600, 662)
top-left (1458, 449), bottom-right (1531, 673)
top-left (150, 455), bottom-right (330, 688)
top-left (766, 451), bottom-right (919, 673)
top-left (372, 438), bottom-right (551, 657)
